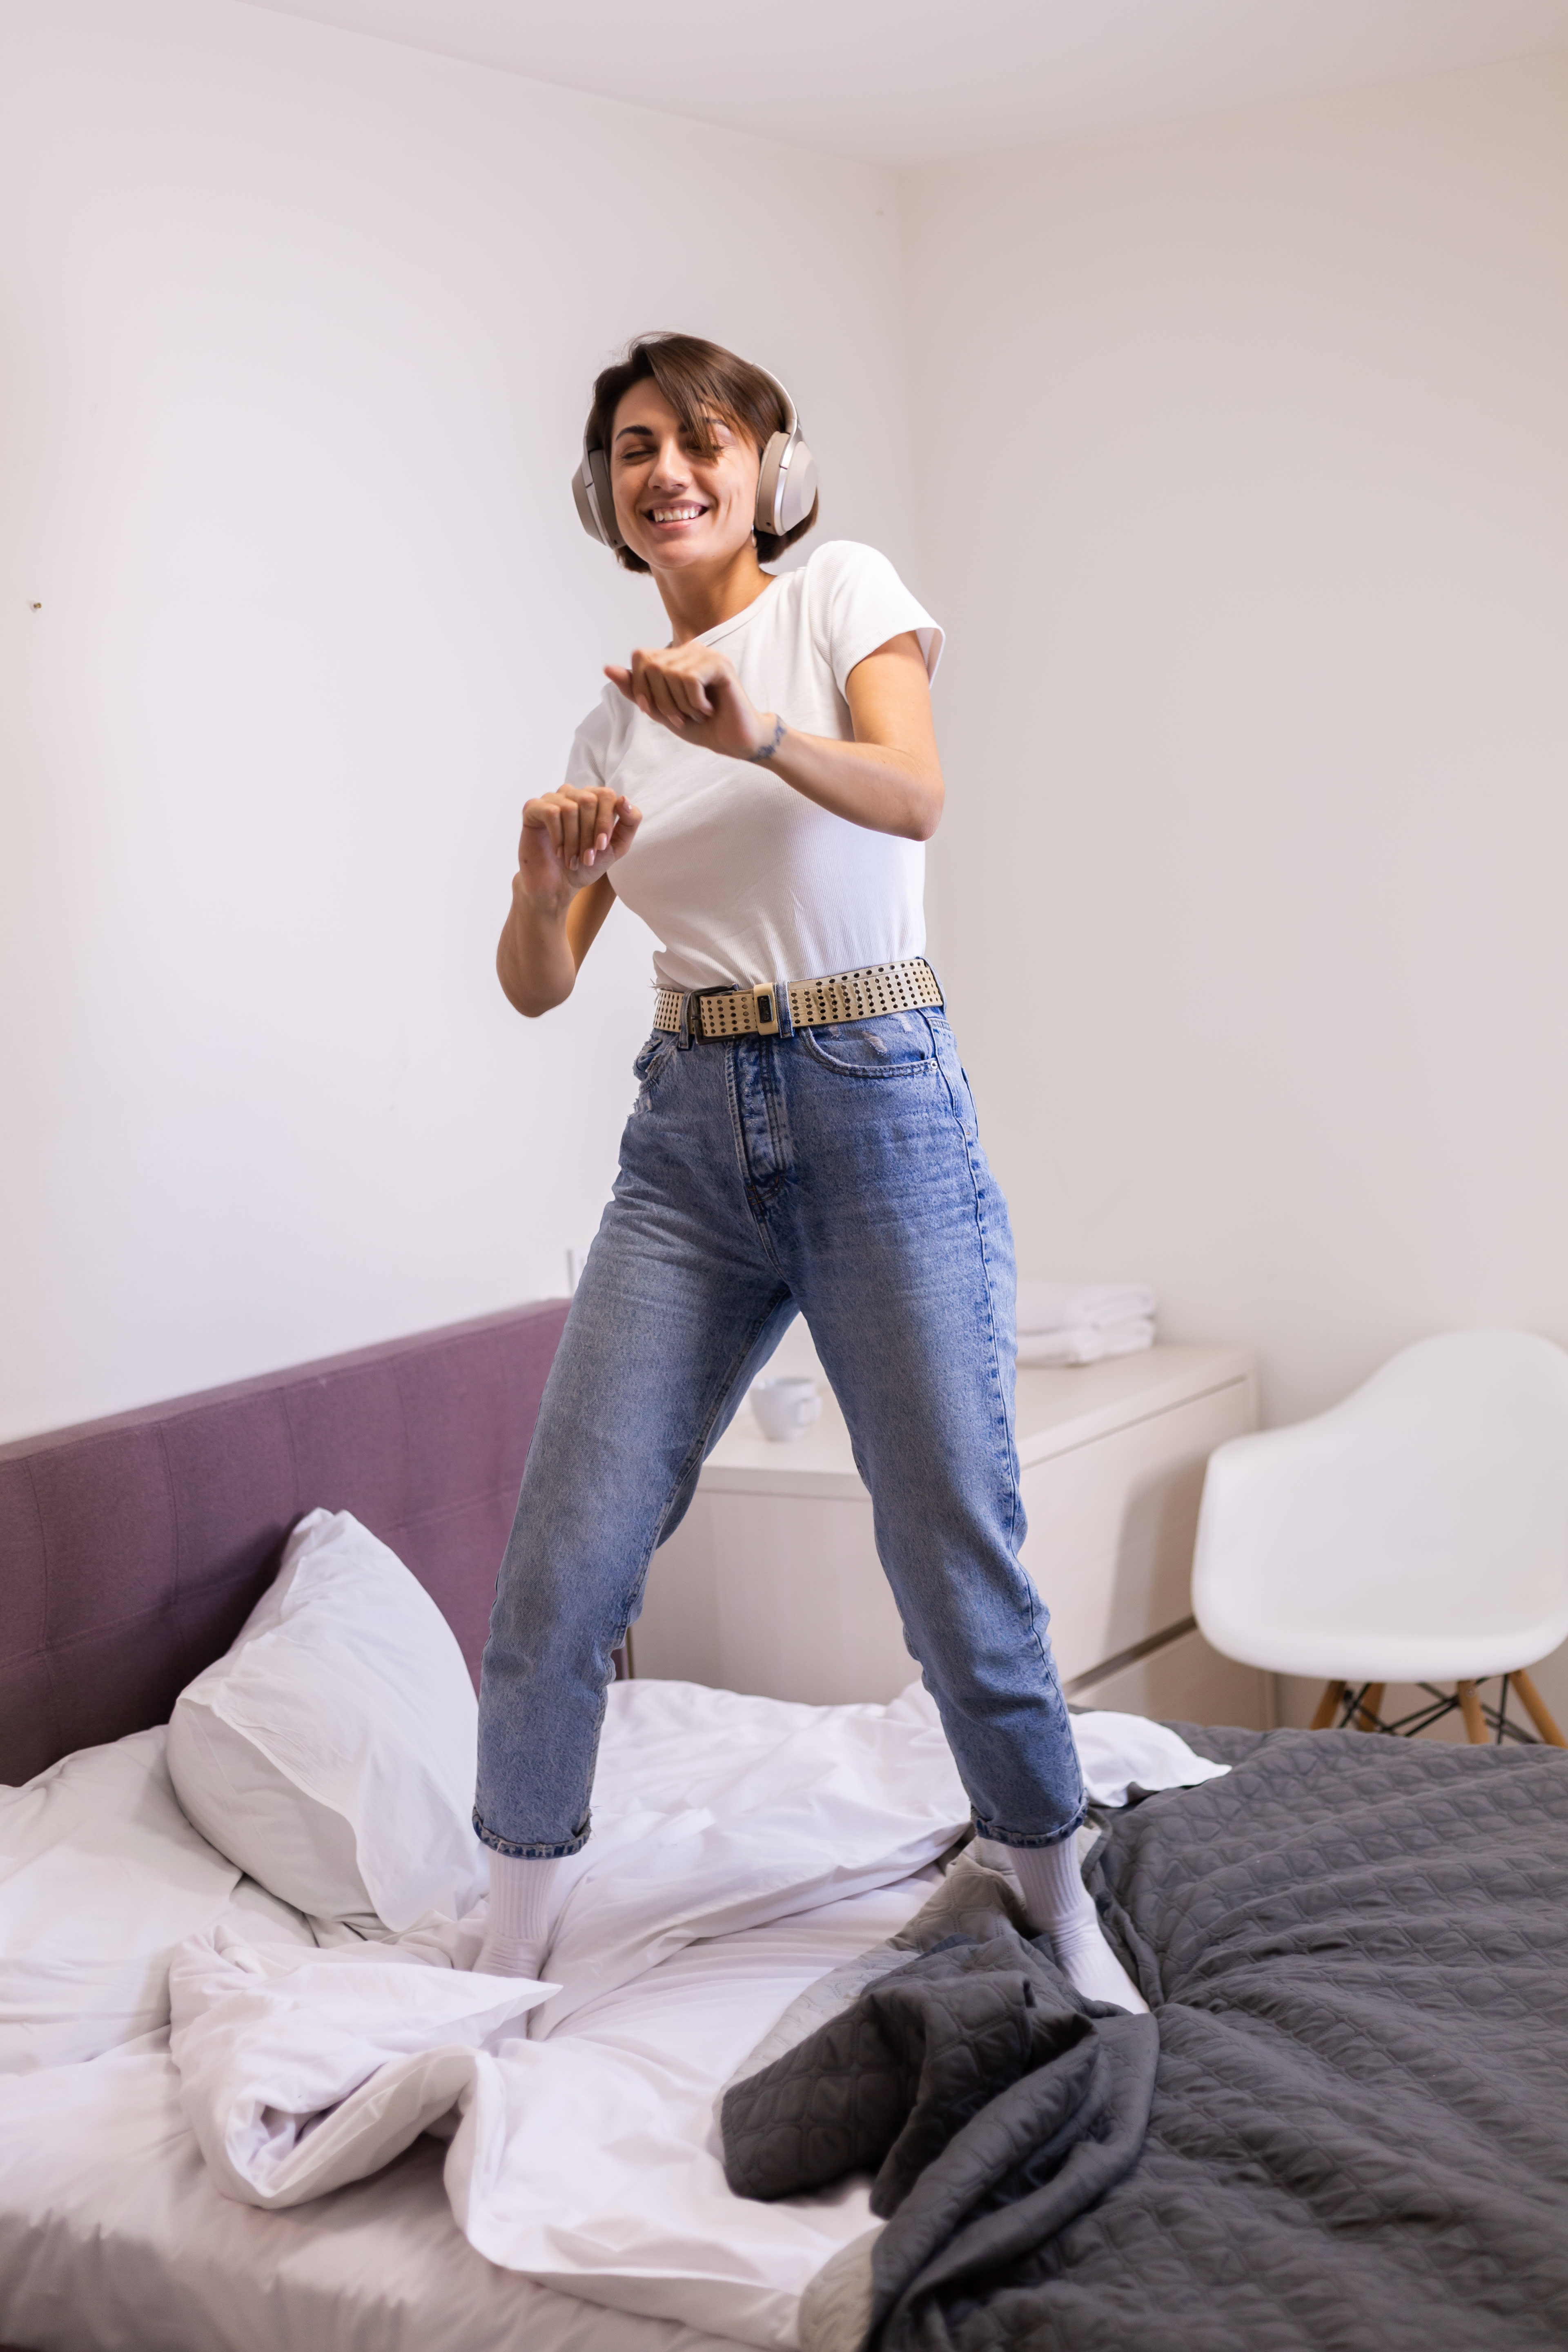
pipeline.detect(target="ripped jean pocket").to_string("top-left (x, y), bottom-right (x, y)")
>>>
top-left (631, 1031), bottom-right (679, 1099)
top-left (801, 1009), bottom-right (943, 1078)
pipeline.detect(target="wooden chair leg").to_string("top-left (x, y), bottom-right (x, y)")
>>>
top-left (1511, 1668), bottom-right (1568, 1749)
top-left (1457, 1681), bottom-right (1487, 1744)
top-left (1310, 1679), bottom-right (1346, 1731)
top-left (1354, 1682), bottom-right (1386, 1733)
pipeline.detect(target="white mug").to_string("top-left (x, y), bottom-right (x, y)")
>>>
top-left (751, 1376), bottom-right (822, 1443)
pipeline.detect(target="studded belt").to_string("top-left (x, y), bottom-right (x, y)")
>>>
top-left (652, 956), bottom-right (943, 1042)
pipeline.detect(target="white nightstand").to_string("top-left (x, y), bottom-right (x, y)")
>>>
top-left (630, 1343), bottom-right (1269, 1726)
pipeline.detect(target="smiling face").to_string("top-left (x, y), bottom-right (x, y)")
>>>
top-left (608, 380), bottom-right (762, 579)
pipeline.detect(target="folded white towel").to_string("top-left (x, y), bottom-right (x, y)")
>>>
top-left (1017, 1318), bottom-right (1155, 1367)
top-left (1016, 1281), bottom-right (1156, 1336)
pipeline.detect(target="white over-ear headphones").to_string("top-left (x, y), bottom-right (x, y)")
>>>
top-left (571, 365), bottom-right (817, 552)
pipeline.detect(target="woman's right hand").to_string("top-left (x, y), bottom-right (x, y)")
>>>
top-left (499, 786), bottom-right (641, 1017)
top-left (518, 785), bottom-right (641, 913)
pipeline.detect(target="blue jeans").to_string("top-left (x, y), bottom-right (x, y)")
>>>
top-left (474, 1005), bottom-right (1087, 1858)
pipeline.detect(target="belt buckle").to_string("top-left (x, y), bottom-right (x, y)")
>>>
top-left (751, 984), bottom-right (780, 1037)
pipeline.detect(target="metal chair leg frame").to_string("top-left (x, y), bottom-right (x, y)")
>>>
top-left (1378, 1687), bottom-right (1463, 1737)
top-left (1312, 1672), bottom-right (1560, 1746)
top-left (1331, 1682), bottom-right (1454, 1737)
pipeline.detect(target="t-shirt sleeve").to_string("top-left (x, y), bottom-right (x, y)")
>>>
top-left (562, 690), bottom-right (617, 791)
top-left (806, 541), bottom-right (944, 695)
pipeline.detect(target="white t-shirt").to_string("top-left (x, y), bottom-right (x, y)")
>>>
top-left (564, 540), bottom-right (943, 994)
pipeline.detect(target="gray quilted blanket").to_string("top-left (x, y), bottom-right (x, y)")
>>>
top-left (721, 1725), bottom-right (1568, 2352)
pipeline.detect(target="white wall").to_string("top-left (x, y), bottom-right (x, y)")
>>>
top-left (8, 3), bottom-right (1568, 1483)
top-left (0, 0), bottom-right (917, 1440)
top-left (906, 54), bottom-right (1568, 1431)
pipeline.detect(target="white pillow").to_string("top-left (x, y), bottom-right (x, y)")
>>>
top-left (165, 1509), bottom-right (485, 1933)
top-left (0, 1726), bottom-right (242, 2072)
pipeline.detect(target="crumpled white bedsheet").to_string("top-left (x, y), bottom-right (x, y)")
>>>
top-left (0, 1881), bottom-right (931, 2352)
top-left (163, 1679), bottom-right (1225, 2347)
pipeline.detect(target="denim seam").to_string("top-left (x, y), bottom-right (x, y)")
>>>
top-left (936, 1040), bottom-right (1040, 1664)
top-left (724, 1044), bottom-right (791, 1238)
top-left (616, 1292), bottom-right (794, 1652)
top-left (757, 1039), bottom-right (793, 1200)
top-left (476, 1261), bottom-right (787, 1866)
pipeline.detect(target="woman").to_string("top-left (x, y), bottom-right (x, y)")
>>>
top-left (474, 333), bottom-right (1143, 2012)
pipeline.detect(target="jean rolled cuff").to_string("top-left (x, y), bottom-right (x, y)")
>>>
top-left (970, 1804), bottom-right (1087, 1850)
top-left (473, 1809), bottom-right (590, 1860)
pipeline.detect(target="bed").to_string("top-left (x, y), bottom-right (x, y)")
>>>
top-left (0, 1305), bottom-right (982, 2352)
top-left (3, 1306), bottom-right (1567, 2352)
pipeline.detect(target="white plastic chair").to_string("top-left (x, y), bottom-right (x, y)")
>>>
top-left (1192, 1330), bottom-right (1568, 1745)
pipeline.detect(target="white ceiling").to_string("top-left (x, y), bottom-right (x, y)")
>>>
top-left (239, 0), bottom-right (1568, 167)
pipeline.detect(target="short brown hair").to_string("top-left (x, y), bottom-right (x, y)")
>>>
top-left (585, 333), bottom-right (819, 575)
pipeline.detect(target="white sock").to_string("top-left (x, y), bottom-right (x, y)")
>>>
top-left (1009, 1836), bottom-right (1149, 2014)
top-left (476, 1853), bottom-right (561, 1980)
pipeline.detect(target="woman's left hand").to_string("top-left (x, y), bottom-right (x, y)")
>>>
top-left (607, 630), bottom-right (943, 843)
top-left (606, 644), bottom-right (777, 762)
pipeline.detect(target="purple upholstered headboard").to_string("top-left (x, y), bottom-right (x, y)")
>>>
top-left (0, 1300), bottom-right (570, 1786)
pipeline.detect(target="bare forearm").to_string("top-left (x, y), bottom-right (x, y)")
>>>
top-left (497, 887), bottom-right (577, 1017)
top-left (497, 866), bottom-right (618, 1016)
top-left (757, 724), bottom-right (943, 842)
